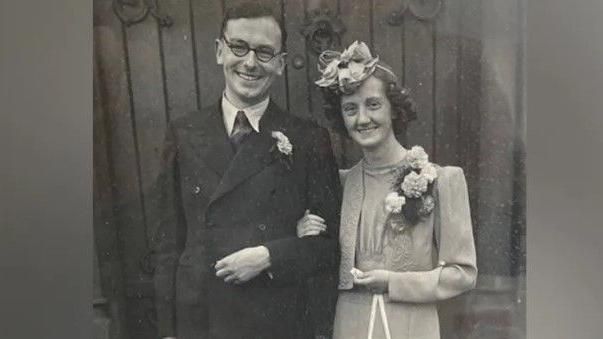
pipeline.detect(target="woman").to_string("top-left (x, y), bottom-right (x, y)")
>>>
top-left (297, 41), bottom-right (477, 339)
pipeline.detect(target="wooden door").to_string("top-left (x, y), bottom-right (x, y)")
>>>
top-left (94, 0), bottom-right (525, 338)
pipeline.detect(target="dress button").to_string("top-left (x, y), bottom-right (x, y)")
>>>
top-left (258, 224), bottom-right (267, 231)
top-left (192, 185), bottom-right (201, 194)
top-left (206, 221), bottom-right (215, 227)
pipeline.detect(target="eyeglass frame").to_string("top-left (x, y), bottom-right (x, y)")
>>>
top-left (221, 35), bottom-right (287, 63)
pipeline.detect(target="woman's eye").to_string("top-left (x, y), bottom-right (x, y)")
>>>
top-left (367, 100), bottom-right (382, 109)
top-left (342, 104), bottom-right (357, 115)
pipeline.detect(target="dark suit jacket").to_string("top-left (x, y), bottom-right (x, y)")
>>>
top-left (151, 101), bottom-right (341, 339)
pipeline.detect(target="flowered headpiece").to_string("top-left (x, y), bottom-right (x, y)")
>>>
top-left (315, 41), bottom-right (397, 94)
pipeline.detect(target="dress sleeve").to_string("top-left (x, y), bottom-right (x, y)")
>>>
top-left (387, 166), bottom-right (477, 303)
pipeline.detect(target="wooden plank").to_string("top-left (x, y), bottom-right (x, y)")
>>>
top-left (339, 0), bottom-right (373, 167)
top-left (434, 0), bottom-right (462, 166)
top-left (94, 1), bottom-right (155, 338)
top-left (283, 0), bottom-right (311, 119)
top-left (304, 0), bottom-right (346, 166)
top-left (191, 0), bottom-right (223, 107)
top-left (160, 0), bottom-right (199, 120)
top-left (372, 0), bottom-right (406, 144)
top-left (94, 0), bottom-right (148, 289)
top-left (125, 9), bottom-right (169, 202)
top-left (404, 15), bottom-right (435, 156)
top-left (93, 42), bottom-right (129, 339)
top-left (268, 0), bottom-right (288, 110)
top-left (457, 0), bottom-right (482, 238)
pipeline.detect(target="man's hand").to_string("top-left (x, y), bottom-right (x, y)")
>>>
top-left (215, 246), bottom-right (271, 284)
top-left (353, 269), bottom-right (391, 294)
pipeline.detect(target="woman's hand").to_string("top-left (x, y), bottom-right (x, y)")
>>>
top-left (353, 269), bottom-right (391, 294)
top-left (296, 209), bottom-right (327, 238)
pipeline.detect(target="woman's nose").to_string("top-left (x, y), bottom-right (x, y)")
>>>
top-left (356, 107), bottom-right (371, 125)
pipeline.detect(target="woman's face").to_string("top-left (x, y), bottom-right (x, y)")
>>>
top-left (340, 76), bottom-right (394, 150)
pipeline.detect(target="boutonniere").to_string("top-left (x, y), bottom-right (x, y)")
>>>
top-left (270, 131), bottom-right (293, 170)
top-left (385, 146), bottom-right (438, 231)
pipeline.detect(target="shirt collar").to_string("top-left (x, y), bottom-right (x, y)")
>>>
top-left (221, 93), bottom-right (270, 136)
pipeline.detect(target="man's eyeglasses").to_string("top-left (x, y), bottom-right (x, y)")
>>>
top-left (222, 35), bottom-right (285, 63)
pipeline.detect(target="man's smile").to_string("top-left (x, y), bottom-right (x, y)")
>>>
top-left (236, 71), bottom-right (263, 81)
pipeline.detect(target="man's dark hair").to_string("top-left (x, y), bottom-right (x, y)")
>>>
top-left (220, 2), bottom-right (287, 50)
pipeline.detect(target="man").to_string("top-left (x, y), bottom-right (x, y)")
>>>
top-left (151, 3), bottom-right (341, 339)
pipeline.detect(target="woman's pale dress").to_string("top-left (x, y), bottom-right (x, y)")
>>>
top-left (333, 159), bottom-right (477, 339)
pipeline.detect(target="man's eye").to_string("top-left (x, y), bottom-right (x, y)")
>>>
top-left (231, 45), bottom-right (248, 53)
top-left (256, 48), bottom-right (276, 58)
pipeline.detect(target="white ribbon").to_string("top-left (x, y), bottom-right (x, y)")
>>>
top-left (367, 294), bottom-right (392, 339)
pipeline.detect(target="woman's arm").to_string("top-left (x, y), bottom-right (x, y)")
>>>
top-left (387, 166), bottom-right (477, 302)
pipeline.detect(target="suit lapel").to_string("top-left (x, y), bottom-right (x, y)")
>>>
top-left (209, 101), bottom-right (285, 204)
top-left (187, 102), bottom-right (234, 178)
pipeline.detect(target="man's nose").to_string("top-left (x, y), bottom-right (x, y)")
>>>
top-left (242, 51), bottom-right (258, 68)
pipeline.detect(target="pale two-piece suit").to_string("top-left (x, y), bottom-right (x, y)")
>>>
top-left (333, 163), bottom-right (477, 339)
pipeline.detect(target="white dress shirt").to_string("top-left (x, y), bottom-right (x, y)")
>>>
top-left (221, 94), bottom-right (270, 136)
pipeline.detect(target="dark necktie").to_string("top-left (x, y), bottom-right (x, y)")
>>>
top-left (230, 110), bottom-right (253, 151)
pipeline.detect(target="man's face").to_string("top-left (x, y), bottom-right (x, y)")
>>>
top-left (216, 16), bottom-right (284, 106)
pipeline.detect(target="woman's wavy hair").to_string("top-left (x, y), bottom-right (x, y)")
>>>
top-left (321, 61), bottom-right (418, 136)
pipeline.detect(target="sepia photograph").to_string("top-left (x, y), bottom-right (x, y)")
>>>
top-left (93, 0), bottom-right (526, 338)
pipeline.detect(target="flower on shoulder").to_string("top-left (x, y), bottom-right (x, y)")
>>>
top-left (384, 192), bottom-right (406, 214)
top-left (421, 163), bottom-right (438, 183)
top-left (407, 145), bottom-right (429, 169)
top-left (271, 131), bottom-right (293, 156)
top-left (401, 171), bottom-right (428, 198)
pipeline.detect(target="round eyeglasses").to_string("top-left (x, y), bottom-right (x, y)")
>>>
top-left (222, 35), bottom-right (285, 63)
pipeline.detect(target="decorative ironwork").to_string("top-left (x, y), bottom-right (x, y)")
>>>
top-left (300, 8), bottom-right (346, 55)
top-left (113, 0), bottom-right (173, 27)
top-left (388, 0), bottom-right (442, 25)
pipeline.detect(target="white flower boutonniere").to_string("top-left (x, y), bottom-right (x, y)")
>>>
top-left (270, 131), bottom-right (293, 170)
top-left (271, 131), bottom-right (293, 156)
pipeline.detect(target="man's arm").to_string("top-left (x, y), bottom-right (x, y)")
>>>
top-left (263, 126), bottom-right (341, 282)
top-left (214, 126), bottom-right (341, 283)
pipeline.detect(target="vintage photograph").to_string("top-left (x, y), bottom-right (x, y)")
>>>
top-left (93, 0), bottom-right (525, 338)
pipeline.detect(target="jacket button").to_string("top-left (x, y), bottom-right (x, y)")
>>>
top-left (192, 185), bottom-right (201, 194)
top-left (207, 221), bottom-right (215, 227)
top-left (258, 224), bottom-right (267, 231)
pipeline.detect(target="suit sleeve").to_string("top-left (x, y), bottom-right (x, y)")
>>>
top-left (150, 123), bottom-right (186, 337)
top-left (263, 127), bottom-right (341, 337)
top-left (263, 126), bottom-right (341, 280)
top-left (387, 167), bottom-right (477, 303)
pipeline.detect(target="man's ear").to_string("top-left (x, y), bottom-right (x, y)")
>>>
top-left (275, 54), bottom-right (286, 76)
top-left (215, 38), bottom-right (224, 65)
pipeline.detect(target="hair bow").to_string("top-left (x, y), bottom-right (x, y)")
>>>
top-left (315, 41), bottom-right (379, 94)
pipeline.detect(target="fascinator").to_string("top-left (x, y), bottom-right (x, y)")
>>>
top-left (315, 41), bottom-right (397, 94)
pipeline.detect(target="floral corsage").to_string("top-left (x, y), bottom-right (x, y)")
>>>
top-left (270, 131), bottom-right (293, 170)
top-left (385, 146), bottom-right (438, 232)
